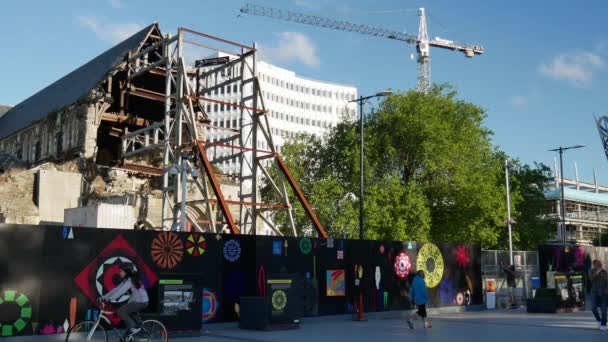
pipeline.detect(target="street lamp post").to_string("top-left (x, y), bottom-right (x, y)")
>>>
top-left (504, 159), bottom-right (514, 265)
top-left (548, 145), bottom-right (585, 247)
top-left (349, 91), bottom-right (392, 240)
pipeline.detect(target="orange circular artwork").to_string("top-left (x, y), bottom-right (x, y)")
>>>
top-left (151, 232), bottom-right (184, 269)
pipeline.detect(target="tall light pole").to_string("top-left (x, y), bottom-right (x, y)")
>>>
top-left (504, 159), bottom-right (515, 265)
top-left (548, 145), bottom-right (585, 247)
top-left (349, 91), bottom-right (392, 240)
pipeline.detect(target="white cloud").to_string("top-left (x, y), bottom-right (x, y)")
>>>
top-left (108, 0), bottom-right (125, 8)
top-left (539, 51), bottom-right (605, 86)
top-left (77, 16), bottom-right (144, 44)
top-left (259, 32), bottom-right (320, 68)
top-left (510, 95), bottom-right (527, 107)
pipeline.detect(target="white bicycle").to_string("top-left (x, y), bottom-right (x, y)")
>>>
top-left (65, 302), bottom-right (168, 342)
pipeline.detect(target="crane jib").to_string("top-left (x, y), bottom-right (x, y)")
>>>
top-left (240, 3), bottom-right (485, 93)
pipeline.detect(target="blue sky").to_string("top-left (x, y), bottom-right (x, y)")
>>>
top-left (2, 0), bottom-right (608, 182)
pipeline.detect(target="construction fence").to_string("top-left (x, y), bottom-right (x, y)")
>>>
top-left (482, 250), bottom-right (540, 308)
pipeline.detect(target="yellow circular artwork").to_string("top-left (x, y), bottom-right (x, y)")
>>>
top-left (416, 243), bottom-right (444, 288)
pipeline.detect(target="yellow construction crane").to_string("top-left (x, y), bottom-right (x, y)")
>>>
top-left (240, 3), bottom-right (485, 93)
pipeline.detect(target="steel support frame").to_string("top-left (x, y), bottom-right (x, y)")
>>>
top-left (120, 26), bottom-right (327, 237)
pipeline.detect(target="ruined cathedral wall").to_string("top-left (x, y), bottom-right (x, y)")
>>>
top-left (0, 101), bottom-right (101, 165)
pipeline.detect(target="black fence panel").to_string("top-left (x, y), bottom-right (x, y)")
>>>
top-left (0, 224), bottom-right (482, 338)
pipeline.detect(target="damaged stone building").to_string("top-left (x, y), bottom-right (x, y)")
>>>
top-left (0, 22), bottom-right (330, 238)
top-left (0, 24), bottom-right (198, 228)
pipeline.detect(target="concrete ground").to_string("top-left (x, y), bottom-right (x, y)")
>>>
top-left (4, 309), bottom-right (605, 342)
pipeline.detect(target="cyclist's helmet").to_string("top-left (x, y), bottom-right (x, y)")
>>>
top-left (119, 262), bottom-right (136, 276)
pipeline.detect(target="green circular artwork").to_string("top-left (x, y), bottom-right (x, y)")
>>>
top-left (271, 290), bottom-right (287, 311)
top-left (0, 291), bottom-right (31, 336)
top-left (299, 238), bottom-right (312, 254)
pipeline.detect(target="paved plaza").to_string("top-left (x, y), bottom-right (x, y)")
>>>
top-left (4, 309), bottom-right (606, 342)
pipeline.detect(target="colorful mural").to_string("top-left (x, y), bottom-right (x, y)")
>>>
top-left (0, 224), bottom-right (482, 337)
top-left (326, 270), bottom-right (346, 296)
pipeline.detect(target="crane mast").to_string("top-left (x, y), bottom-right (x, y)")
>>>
top-left (239, 3), bottom-right (484, 93)
top-left (417, 8), bottom-right (430, 93)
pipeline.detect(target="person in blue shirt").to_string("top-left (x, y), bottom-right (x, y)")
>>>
top-left (407, 270), bottom-right (431, 329)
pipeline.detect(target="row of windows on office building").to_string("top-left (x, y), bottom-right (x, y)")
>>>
top-left (208, 110), bottom-right (334, 130)
top-left (258, 73), bottom-right (356, 101)
top-left (196, 65), bottom-right (356, 102)
top-left (203, 90), bottom-right (355, 117)
top-left (206, 121), bottom-right (320, 142)
top-left (262, 91), bottom-right (352, 115)
top-left (203, 83), bottom-right (239, 96)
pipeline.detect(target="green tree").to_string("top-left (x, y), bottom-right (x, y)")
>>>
top-left (263, 84), bottom-right (551, 249)
top-left (507, 161), bottom-right (554, 250)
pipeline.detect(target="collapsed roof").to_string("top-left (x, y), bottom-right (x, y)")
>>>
top-left (0, 23), bottom-right (159, 140)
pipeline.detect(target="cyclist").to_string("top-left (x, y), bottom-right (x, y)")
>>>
top-left (98, 262), bottom-right (149, 338)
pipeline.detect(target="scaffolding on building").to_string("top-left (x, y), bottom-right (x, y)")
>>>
top-left (546, 166), bottom-right (608, 245)
top-left (120, 27), bottom-right (327, 237)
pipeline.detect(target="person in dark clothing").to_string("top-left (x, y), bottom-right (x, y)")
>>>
top-left (590, 259), bottom-right (608, 330)
top-left (500, 261), bottom-right (517, 308)
top-left (407, 270), bottom-right (431, 329)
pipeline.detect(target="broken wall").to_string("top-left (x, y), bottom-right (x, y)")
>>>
top-left (37, 169), bottom-right (83, 224)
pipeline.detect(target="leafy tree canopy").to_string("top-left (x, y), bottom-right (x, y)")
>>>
top-left (262, 85), bottom-right (552, 249)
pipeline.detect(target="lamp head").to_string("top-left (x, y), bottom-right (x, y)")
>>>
top-left (375, 91), bottom-right (393, 97)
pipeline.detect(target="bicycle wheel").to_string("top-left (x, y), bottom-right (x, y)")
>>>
top-left (66, 320), bottom-right (108, 342)
top-left (137, 320), bottom-right (168, 342)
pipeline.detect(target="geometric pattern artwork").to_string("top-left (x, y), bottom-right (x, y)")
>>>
top-left (223, 240), bottom-right (241, 262)
top-left (95, 256), bottom-right (137, 303)
top-left (337, 250), bottom-right (344, 260)
top-left (299, 238), bottom-right (312, 254)
top-left (416, 243), bottom-right (444, 288)
top-left (151, 232), bottom-right (184, 269)
top-left (272, 241), bottom-right (283, 256)
top-left (0, 291), bottom-right (31, 336)
top-left (257, 266), bottom-right (267, 297)
top-left (202, 288), bottom-right (219, 323)
top-left (439, 277), bottom-right (455, 304)
top-left (454, 245), bottom-right (470, 268)
top-left (74, 235), bottom-right (158, 305)
top-left (455, 292), bottom-right (464, 305)
top-left (393, 252), bottom-right (411, 278)
top-left (69, 296), bottom-right (77, 329)
top-left (62, 226), bottom-right (74, 239)
top-left (326, 270), bottom-right (345, 296)
top-left (271, 290), bottom-right (287, 311)
top-left (185, 233), bottom-right (207, 256)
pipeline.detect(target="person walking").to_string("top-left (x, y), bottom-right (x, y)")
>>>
top-left (407, 270), bottom-right (431, 329)
top-left (500, 261), bottom-right (517, 308)
top-left (589, 259), bottom-right (608, 330)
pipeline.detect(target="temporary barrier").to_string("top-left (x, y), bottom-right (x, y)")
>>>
top-left (0, 224), bottom-right (482, 337)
